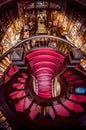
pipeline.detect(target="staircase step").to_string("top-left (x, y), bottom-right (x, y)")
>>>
top-left (15, 97), bottom-right (31, 112)
top-left (22, 73), bottom-right (28, 78)
top-left (18, 78), bottom-right (26, 83)
top-left (9, 90), bottom-right (26, 99)
top-left (13, 83), bottom-right (25, 89)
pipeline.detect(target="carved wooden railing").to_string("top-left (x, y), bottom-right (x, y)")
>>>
top-left (0, 35), bottom-right (85, 85)
top-left (0, 35), bottom-right (86, 130)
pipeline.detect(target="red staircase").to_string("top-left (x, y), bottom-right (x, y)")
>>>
top-left (26, 48), bottom-right (65, 98)
top-left (1, 47), bottom-right (86, 129)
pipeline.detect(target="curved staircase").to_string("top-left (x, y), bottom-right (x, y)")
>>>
top-left (2, 47), bottom-right (85, 130)
top-left (26, 48), bottom-right (65, 98)
top-left (0, 36), bottom-right (86, 130)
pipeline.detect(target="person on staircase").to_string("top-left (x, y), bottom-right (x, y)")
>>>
top-left (44, 106), bottom-right (53, 121)
top-left (34, 105), bottom-right (53, 120)
top-left (34, 105), bottom-right (42, 119)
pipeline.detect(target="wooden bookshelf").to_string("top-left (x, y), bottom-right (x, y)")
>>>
top-left (0, 3), bottom-right (18, 42)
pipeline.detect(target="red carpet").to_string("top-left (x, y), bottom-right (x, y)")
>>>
top-left (26, 48), bottom-right (65, 98)
top-left (7, 48), bottom-right (86, 119)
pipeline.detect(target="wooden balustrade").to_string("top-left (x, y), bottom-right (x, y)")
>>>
top-left (0, 35), bottom-right (85, 86)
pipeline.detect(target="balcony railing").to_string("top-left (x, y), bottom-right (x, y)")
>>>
top-left (0, 35), bottom-right (85, 85)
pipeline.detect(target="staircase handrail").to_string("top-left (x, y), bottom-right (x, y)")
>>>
top-left (0, 35), bottom-right (75, 60)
